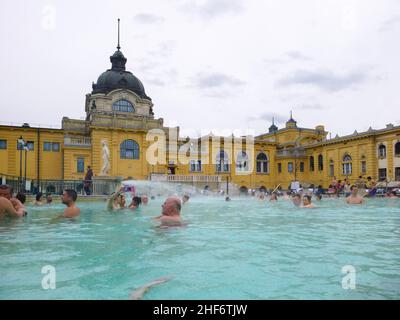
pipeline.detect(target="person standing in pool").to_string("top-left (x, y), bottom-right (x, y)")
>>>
top-left (141, 195), bottom-right (149, 205)
top-left (346, 186), bottom-right (364, 204)
top-left (154, 197), bottom-right (183, 227)
top-left (292, 193), bottom-right (301, 207)
top-left (302, 195), bottom-right (315, 208)
top-left (182, 194), bottom-right (190, 204)
top-left (269, 193), bottom-right (278, 201)
top-left (61, 189), bottom-right (80, 218)
top-left (129, 196), bottom-right (142, 210)
top-left (0, 185), bottom-right (26, 217)
top-left (35, 192), bottom-right (44, 206)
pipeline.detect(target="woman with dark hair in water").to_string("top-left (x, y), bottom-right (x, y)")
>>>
top-left (129, 196), bottom-right (142, 210)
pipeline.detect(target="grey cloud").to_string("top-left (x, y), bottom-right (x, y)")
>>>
top-left (133, 13), bottom-right (165, 24)
top-left (248, 112), bottom-right (287, 124)
top-left (298, 103), bottom-right (328, 110)
top-left (193, 72), bottom-right (245, 88)
top-left (145, 78), bottom-right (166, 86)
top-left (379, 15), bottom-right (400, 32)
top-left (179, 0), bottom-right (244, 19)
top-left (285, 51), bottom-right (312, 61)
top-left (276, 69), bottom-right (368, 92)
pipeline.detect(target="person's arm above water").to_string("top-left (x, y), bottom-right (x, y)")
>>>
top-left (107, 192), bottom-right (120, 211)
top-left (0, 197), bottom-right (23, 218)
top-left (10, 198), bottom-right (26, 217)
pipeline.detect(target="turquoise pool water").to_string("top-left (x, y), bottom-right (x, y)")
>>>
top-left (0, 197), bottom-right (399, 299)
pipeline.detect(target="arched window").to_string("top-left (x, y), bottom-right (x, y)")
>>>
top-left (236, 151), bottom-right (249, 172)
top-left (394, 142), bottom-right (400, 156)
top-left (318, 154), bottom-right (323, 171)
top-left (309, 156), bottom-right (315, 171)
top-left (113, 99), bottom-right (134, 112)
top-left (378, 144), bottom-right (386, 158)
top-left (120, 140), bottom-right (139, 159)
top-left (216, 150), bottom-right (230, 172)
top-left (342, 154), bottom-right (352, 175)
top-left (256, 152), bottom-right (269, 174)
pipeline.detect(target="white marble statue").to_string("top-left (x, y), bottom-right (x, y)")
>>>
top-left (100, 140), bottom-right (110, 176)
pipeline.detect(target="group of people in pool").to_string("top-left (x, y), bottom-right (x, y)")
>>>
top-left (0, 184), bottom-right (81, 218)
top-left (0, 183), bottom-right (190, 227)
top-left (105, 186), bottom-right (190, 227)
top-left (254, 184), bottom-right (383, 207)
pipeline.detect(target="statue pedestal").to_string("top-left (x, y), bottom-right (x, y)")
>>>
top-left (92, 176), bottom-right (123, 195)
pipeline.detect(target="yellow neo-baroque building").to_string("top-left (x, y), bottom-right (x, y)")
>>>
top-left (1, 43), bottom-right (400, 193)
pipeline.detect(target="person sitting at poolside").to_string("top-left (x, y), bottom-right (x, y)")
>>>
top-left (0, 185), bottom-right (26, 217)
top-left (346, 185), bottom-right (364, 204)
top-left (292, 193), bottom-right (301, 207)
top-left (129, 196), bottom-right (142, 210)
top-left (315, 193), bottom-right (322, 201)
top-left (61, 189), bottom-right (80, 218)
top-left (154, 197), bottom-right (183, 227)
top-left (385, 190), bottom-right (398, 198)
top-left (302, 195), bottom-right (315, 208)
top-left (182, 194), bottom-right (190, 204)
top-left (35, 192), bottom-right (44, 206)
top-left (269, 193), bottom-right (278, 201)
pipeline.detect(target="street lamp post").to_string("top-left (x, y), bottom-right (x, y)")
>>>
top-left (24, 145), bottom-right (28, 192)
top-left (17, 136), bottom-right (25, 192)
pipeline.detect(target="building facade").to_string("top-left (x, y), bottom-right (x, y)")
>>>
top-left (1, 44), bottom-right (400, 193)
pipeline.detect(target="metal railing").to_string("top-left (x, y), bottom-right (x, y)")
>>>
top-left (64, 136), bottom-right (92, 147)
top-left (276, 148), bottom-right (307, 158)
top-left (150, 174), bottom-right (222, 183)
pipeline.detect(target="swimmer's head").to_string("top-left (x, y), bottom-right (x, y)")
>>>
top-left (292, 193), bottom-right (301, 206)
top-left (182, 194), bottom-right (190, 203)
top-left (350, 185), bottom-right (358, 195)
top-left (302, 195), bottom-right (311, 206)
top-left (0, 184), bottom-right (12, 200)
top-left (62, 189), bottom-right (77, 205)
top-left (36, 192), bottom-right (43, 202)
top-left (162, 197), bottom-right (181, 216)
top-left (141, 195), bottom-right (149, 205)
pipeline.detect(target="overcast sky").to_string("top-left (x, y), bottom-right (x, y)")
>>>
top-left (0, 0), bottom-right (399, 138)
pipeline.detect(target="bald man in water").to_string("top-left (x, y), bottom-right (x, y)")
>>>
top-left (154, 197), bottom-right (183, 227)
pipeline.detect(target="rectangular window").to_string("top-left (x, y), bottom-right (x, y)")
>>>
top-left (361, 161), bottom-right (367, 174)
top-left (299, 162), bottom-right (304, 172)
top-left (77, 157), bottom-right (85, 173)
top-left (329, 164), bottom-right (334, 177)
top-left (395, 167), bottom-right (400, 181)
top-left (342, 163), bottom-right (352, 175)
top-left (190, 160), bottom-right (202, 172)
top-left (0, 140), bottom-right (7, 149)
top-left (378, 168), bottom-right (387, 181)
top-left (26, 141), bottom-right (34, 151)
top-left (278, 163), bottom-right (282, 173)
top-left (288, 162), bottom-right (293, 173)
top-left (52, 142), bottom-right (60, 152)
top-left (44, 142), bottom-right (51, 151)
